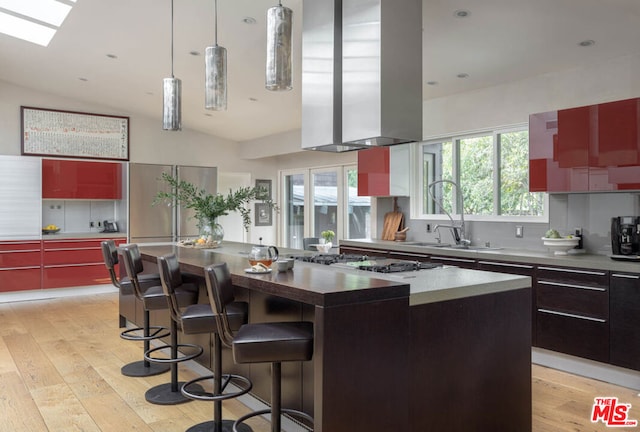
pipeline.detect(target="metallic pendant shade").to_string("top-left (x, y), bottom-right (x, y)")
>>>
top-left (266, 2), bottom-right (293, 91)
top-left (205, 0), bottom-right (227, 110)
top-left (163, 77), bottom-right (182, 130)
top-left (163, 0), bottom-right (181, 131)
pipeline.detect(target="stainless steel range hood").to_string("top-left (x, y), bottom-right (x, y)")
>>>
top-left (301, 0), bottom-right (422, 152)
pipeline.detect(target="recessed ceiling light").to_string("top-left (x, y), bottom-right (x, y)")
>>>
top-left (453, 9), bottom-right (470, 18)
top-left (249, 97), bottom-right (258, 102)
top-left (106, 53), bottom-right (118, 59)
top-left (78, 77), bottom-right (88, 82)
top-left (242, 17), bottom-right (256, 25)
top-left (204, 113), bottom-right (213, 117)
top-left (145, 91), bottom-right (154, 95)
top-left (456, 73), bottom-right (469, 79)
top-left (427, 81), bottom-right (438, 86)
top-left (578, 39), bottom-right (595, 47)
top-left (189, 50), bottom-right (200, 56)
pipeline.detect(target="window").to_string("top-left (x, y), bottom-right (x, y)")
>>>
top-left (415, 126), bottom-right (545, 221)
top-left (279, 164), bottom-right (371, 248)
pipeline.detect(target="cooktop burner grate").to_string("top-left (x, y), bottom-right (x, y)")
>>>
top-left (291, 253), bottom-right (369, 265)
top-left (359, 261), bottom-right (442, 273)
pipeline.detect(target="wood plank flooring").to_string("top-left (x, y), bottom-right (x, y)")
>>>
top-left (0, 291), bottom-right (638, 431)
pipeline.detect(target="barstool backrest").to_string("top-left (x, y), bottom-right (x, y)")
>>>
top-left (157, 254), bottom-right (186, 324)
top-left (101, 240), bottom-right (120, 288)
top-left (120, 244), bottom-right (146, 299)
top-left (204, 263), bottom-right (236, 348)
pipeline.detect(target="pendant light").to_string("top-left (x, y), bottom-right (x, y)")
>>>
top-left (163, 0), bottom-right (182, 130)
top-left (205, 0), bottom-right (227, 110)
top-left (265, 1), bottom-right (292, 91)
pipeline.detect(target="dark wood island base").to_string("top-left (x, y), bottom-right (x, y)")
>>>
top-left (120, 243), bottom-right (531, 432)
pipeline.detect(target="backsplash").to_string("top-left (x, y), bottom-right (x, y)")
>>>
top-left (43, 200), bottom-right (119, 233)
top-left (376, 192), bottom-right (640, 255)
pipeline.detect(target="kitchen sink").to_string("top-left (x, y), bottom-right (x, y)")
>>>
top-left (405, 242), bottom-right (452, 248)
top-left (405, 242), bottom-right (503, 251)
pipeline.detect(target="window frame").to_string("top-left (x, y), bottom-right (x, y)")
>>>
top-left (411, 124), bottom-right (548, 223)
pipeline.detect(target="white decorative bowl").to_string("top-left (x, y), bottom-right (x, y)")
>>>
top-left (542, 237), bottom-right (580, 255)
top-left (316, 243), bottom-right (332, 253)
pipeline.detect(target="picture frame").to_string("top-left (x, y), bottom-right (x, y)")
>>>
top-left (255, 179), bottom-right (272, 199)
top-left (255, 202), bottom-right (272, 226)
top-left (21, 106), bottom-right (130, 161)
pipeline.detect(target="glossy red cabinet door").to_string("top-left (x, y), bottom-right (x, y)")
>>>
top-left (42, 159), bottom-right (122, 199)
top-left (0, 241), bottom-right (42, 292)
top-left (358, 147), bottom-right (390, 196)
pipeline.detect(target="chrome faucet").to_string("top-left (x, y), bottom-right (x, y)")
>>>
top-left (427, 180), bottom-right (471, 247)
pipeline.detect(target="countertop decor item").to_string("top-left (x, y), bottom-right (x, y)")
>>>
top-left (542, 236), bottom-right (580, 255)
top-left (154, 172), bottom-right (278, 239)
top-left (320, 229), bottom-right (335, 243)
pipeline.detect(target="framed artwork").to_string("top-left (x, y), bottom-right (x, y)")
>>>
top-left (21, 106), bottom-right (129, 161)
top-left (255, 179), bottom-right (272, 199)
top-left (255, 203), bottom-right (272, 226)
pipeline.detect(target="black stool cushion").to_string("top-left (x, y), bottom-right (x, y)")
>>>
top-left (142, 282), bottom-right (198, 311)
top-left (181, 302), bottom-right (248, 335)
top-left (233, 321), bottom-right (314, 364)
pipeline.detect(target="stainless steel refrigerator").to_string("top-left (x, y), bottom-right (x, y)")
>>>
top-left (129, 163), bottom-right (217, 243)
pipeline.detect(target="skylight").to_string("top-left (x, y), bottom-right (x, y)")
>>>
top-left (0, 0), bottom-right (76, 47)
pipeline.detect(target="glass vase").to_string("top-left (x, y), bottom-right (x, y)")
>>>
top-left (199, 220), bottom-right (224, 246)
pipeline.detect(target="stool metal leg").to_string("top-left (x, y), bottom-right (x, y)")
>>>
top-left (184, 335), bottom-right (252, 432)
top-left (121, 309), bottom-right (170, 377)
top-left (272, 362), bottom-right (281, 432)
top-left (144, 319), bottom-right (204, 405)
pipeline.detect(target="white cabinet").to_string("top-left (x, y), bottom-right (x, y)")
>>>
top-left (0, 156), bottom-right (41, 240)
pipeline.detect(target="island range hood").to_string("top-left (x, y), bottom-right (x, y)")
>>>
top-left (301, 0), bottom-right (423, 152)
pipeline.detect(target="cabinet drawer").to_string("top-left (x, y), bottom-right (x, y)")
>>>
top-left (537, 266), bottom-right (608, 288)
top-left (0, 267), bottom-right (41, 291)
top-left (43, 240), bottom-right (104, 250)
top-left (477, 260), bottom-right (534, 276)
top-left (0, 241), bottom-right (41, 252)
top-left (430, 255), bottom-right (477, 269)
top-left (387, 251), bottom-right (430, 262)
top-left (536, 309), bottom-right (609, 363)
top-left (536, 280), bottom-right (608, 319)
top-left (0, 250), bottom-right (41, 268)
top-left (43, 248), bottom-right (103, 266)
top-left (339, 246), bottom-right (388, 258)
top-left (43, 263), bottom-right (111, 289)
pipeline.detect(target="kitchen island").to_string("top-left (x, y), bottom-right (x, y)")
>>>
top-left (130, 242), bottom-right (532, 432)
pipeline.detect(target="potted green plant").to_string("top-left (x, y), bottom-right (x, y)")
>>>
top-left (154, 172), bottom-right (276, 246)
top-left (320, 230), bottom-right (335, 244)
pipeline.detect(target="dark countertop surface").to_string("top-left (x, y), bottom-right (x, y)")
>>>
top-left (137, 241), bottom-right (530, 306)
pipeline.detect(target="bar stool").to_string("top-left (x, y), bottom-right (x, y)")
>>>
top-left (101, 240), bottom-right (170, 377)
top-left (204, 263), bottom-right (314, 432)
top-left (143, 253), bottom-right (204, 405)
top-left (165, 259), bottom-right (254, 432)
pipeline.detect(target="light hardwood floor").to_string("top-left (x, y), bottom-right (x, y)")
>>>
top-left (0, 292), bottom-right (638, 431)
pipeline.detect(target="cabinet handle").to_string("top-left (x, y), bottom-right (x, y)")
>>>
top-left (388, 251), bottom-right (428, 259)
top-left (537, 280), bottom-right (606, 292)
top-left (45, 247), bottom-right (100, 252)
top-left (44, 262), bottom-right (103, 268)
top-left (478, 261), bottom-right (533, 269)
top-left (0, 266), bottom-right (41, 271)
top-left (538, 266), bottom-right (606, 276)
top-left (432, 256), bottom-right (476, 263)
top-left (611, 273), bottom-right (640, 279)
top-left (538, 308), bottom-right (606, 323)
top-left (0, 249), bottom-right (41, 254)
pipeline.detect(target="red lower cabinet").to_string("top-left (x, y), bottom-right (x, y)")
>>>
top-left (0, 240), bottom-right (42, 292)
top-left (42, 237), bottom-right (126, 289)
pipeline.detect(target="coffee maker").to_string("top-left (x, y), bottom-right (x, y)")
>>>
top-left (611, 216), bottom-right (640, 256)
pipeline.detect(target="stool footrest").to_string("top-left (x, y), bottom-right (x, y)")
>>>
top-left (181, 373), bottom-right (252, 402)
top-left (144, 343), bottom-right (203, 364)
top-left (233, 408), bottom-right (314, 432)
top-left (186, 419), bottom-right (253, 432)
top-left (120, 325), bottom-right (170, 341)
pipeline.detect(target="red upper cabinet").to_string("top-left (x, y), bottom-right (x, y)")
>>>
top-left (42, 159), bottom-right (122, 199)
top-left (357, 145), bottom-right (410, 196)
top-left (529, 98), bottom-right (640, 192)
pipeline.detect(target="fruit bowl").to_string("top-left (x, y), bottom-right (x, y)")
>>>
top-left (542, 237), bottom-right (580, 255)
top-left (42, 228), bottom-right (60, 234)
